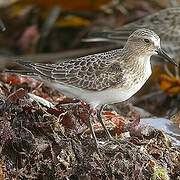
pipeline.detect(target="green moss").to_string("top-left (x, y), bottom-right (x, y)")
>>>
top-left (151, 166), bottom-right (169, 180)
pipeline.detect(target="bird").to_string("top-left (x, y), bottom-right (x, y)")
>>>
top-left (84, 7), bottom-right (180, 63)
top-left (14, 28), bottom-right (177, 147)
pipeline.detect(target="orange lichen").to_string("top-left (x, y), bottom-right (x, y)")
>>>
top-left (160, 74), bottom-right (180, 95)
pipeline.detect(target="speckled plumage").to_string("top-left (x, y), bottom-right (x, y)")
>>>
top-left (85, 7), bottom-right (180, 59)
top-left (28, 49), bottom-right (125, 91)
top-left (16, 28), bottom-right (175, 144)
top-left (17, 28), bottom-right (175, 108)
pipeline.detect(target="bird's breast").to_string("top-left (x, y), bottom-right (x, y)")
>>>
top-left (119, 58), bottom-right (152, 97)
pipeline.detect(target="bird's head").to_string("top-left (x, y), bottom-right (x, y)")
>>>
top-left (125, 28), bottom-right (177, 66)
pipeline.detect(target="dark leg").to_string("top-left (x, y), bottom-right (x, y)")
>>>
top-left (97, 104), bottom-right (113, 140)
top-left (87, 113), bottom-right (99, 149)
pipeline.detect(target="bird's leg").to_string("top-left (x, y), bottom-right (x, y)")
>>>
top-left (97, 104), bottom-right (113, 140)
top-left (87, 112), bottom-right (99, 149)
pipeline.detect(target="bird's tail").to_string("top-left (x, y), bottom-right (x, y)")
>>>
top-left (4, 69), bottom-right (37, 77)
top-left (4, 60), bottom-right (37, 77)
top-left (16, 60), bottom-right (33, 69)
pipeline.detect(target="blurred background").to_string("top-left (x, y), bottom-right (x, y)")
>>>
top-left (0, 0), bottom-right (179, 57)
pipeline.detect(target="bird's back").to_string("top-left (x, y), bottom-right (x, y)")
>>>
top-left (17, 48), bottom-right (126, 92)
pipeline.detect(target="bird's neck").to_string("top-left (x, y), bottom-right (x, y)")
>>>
top-left (121, 48), bottom-right (152, 76)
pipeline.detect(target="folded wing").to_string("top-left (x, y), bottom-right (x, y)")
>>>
top-left (17, 49), bottom-right (125, 91)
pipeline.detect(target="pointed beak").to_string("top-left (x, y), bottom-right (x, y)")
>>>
top-left (156, 48), bottom-right (178, 67)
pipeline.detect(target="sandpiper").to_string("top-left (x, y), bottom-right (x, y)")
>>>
top-left (15, 29), bottom-right (177, 146)
top-left (85, 7), bottom-right (180, 61)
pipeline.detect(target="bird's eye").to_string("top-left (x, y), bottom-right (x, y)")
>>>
top-left (144, 39), bottom-right (150, 43)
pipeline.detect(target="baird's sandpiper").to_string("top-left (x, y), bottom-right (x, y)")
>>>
top-left (15, 28), bottom-right (177, 146)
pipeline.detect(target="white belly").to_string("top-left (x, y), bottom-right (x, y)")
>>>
top-left (51, 74), bottom-right (151, 108)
